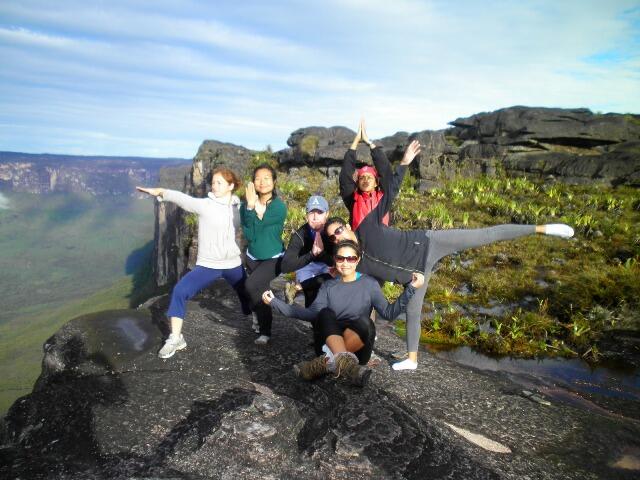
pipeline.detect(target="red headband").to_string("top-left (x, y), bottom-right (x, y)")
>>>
top-left (357, 166), bottom-right (378, 178)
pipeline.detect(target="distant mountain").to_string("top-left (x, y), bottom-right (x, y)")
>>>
top-left (0, 151), bottom-right (191, 195)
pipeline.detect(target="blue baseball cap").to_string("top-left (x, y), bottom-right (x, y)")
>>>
top-left (306, 195), bottom-right (329, 213)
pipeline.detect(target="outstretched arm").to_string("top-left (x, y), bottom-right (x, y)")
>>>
top-left (136, 186), bottom-right (205, 214)
top-left (136, 186), bottom-right (165, 197)
top-left (370, 273), bottom-right (423, 319)
top-left (263, 284), bottom-right (328, 322)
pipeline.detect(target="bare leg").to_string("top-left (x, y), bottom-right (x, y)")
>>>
top-left (343, 328), bottom-right (365, 353)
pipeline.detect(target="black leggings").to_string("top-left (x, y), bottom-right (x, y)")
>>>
top-left (314, 308), bottom-right (376, 365)
top-left (245, 256), bottom-right (282, 336)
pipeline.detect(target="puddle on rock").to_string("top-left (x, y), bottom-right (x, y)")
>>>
top-left (423, 344), bottom-right (640, 417)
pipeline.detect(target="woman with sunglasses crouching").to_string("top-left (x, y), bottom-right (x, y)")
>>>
top-left (262, 240), bottom-right (424, 386)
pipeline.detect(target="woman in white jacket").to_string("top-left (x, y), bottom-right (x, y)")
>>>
top-left (137, 167), bottom-right (249, 358)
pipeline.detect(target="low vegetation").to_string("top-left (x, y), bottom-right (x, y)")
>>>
top-left (254, 150), bottom-right (639, 363)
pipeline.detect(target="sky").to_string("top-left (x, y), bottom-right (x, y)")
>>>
top-left (0, 0), bottom-right (639, 158)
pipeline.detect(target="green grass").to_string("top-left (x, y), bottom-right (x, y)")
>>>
top-left (0, 192), bottom-right (156, 416)
top-left (262, 157), bottom-right (639, 363)
top-left (387, 174), bottom-right (640, 361)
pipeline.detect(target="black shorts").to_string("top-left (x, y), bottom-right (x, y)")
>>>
top-left (314, 307), bottom-right (376, 365)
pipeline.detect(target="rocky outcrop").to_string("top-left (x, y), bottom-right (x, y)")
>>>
top-left (447, 107), bottom-right (640, 186)
top-left (0, 152), bottom-right (189, 195)
top-left (151, 106), bottom-right (640, 287)
top-left (275, 107), bottom-right (640, 188)
top-left (2, 286), bottom-right (639, 479)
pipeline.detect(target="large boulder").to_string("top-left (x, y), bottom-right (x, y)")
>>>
top-left (444, 107), bottom-right (640, 186)
top-left (2, 285), bottom-right (639, 479)
top-left (448, 107), bottom-right (640, 147)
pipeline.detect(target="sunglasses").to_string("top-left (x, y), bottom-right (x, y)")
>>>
top-left (328, 225), bottom-right (345, 242)
top-left (334, 255), bottom-right (359, 264)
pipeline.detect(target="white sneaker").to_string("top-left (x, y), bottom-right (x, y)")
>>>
top-left (251, 313), bottom-right (260, 333)
top-left (254, 335), bottom-right (270, 345)
top-left (392, 359), bottom-right (418, 371)
top-left (158, 333), bottom-right (187, 359)
top-left (544, 224), bottom-right (574, 238)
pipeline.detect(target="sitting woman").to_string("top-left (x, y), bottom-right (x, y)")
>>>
top-left (262, 240), bottom-right (424, 386)
top-left (136, 167), bottom-right (249, 359)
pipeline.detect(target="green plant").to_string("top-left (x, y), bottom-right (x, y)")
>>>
top-left (299, 135), bottom-right (319, 156)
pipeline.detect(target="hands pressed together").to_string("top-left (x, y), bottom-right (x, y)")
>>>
top-left (350, 117), bottom-right (421, 164)
top-left (311, 232), bottom-right (324, 256)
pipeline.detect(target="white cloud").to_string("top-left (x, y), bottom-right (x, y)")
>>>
top-left (0, 0), bottom-right (638, 157)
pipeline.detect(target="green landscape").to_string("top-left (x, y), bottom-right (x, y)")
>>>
top-left (271, 158), bottom-right (640, 364)
top-left (1, 161), bottom-right (639, 415)
top-left (0, 192), bottom-right (155, 414)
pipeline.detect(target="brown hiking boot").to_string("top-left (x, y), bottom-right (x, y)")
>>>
top-left (293, 355), bottom-right (328, 381)
top-left (334, 353), bottom-right (372, 387)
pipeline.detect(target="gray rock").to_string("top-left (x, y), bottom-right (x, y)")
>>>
top-left (2, 284), bottom-right (639, 479)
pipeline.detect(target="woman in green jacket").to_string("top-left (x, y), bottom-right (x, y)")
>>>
top-left (240, 163), bottom-right (287, 344)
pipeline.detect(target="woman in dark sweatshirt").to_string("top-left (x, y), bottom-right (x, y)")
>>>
top-left (240, 163), bottom-right (287, 345)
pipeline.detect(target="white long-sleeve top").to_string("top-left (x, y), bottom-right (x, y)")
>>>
top-left (162, 190), bottom-right (242, 269)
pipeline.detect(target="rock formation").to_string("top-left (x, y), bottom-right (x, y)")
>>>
top-left (2, 285), bottom-right (639, 479)
top-left (279, 107), bottom-right (640, 189)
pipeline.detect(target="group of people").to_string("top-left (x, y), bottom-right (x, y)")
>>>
top-left (137, 119), bottom-right (575, 387)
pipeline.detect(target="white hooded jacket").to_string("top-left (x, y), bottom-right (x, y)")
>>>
top-left (162, 190), bottom-right (242, 269)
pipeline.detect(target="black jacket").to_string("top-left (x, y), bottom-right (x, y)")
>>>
top-left (281, 223), bottom-right (333, 274)
top-left (355, 197), bottom-right (428, 285)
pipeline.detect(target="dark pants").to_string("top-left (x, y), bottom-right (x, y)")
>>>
top-left (167, 265), bottom-right (248, 319)
top-left (314, 308), bottom-right (376, 365)
top-left (244, 256), bottom-right (282, 336)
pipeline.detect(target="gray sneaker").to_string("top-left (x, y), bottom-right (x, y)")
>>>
top-left (254, 335), bottom-right (270, 345)
top-left (158, 333), bottom-right (187, 358)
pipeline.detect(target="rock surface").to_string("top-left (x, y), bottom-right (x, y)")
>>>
top-left (2, 285), bottom-right (639, 479)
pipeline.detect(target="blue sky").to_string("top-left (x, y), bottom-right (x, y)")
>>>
top-left (1, 0), bottom-right (638, 158)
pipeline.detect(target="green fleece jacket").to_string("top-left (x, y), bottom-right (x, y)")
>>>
top-left (240, 196), bottom-right (287, 259)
